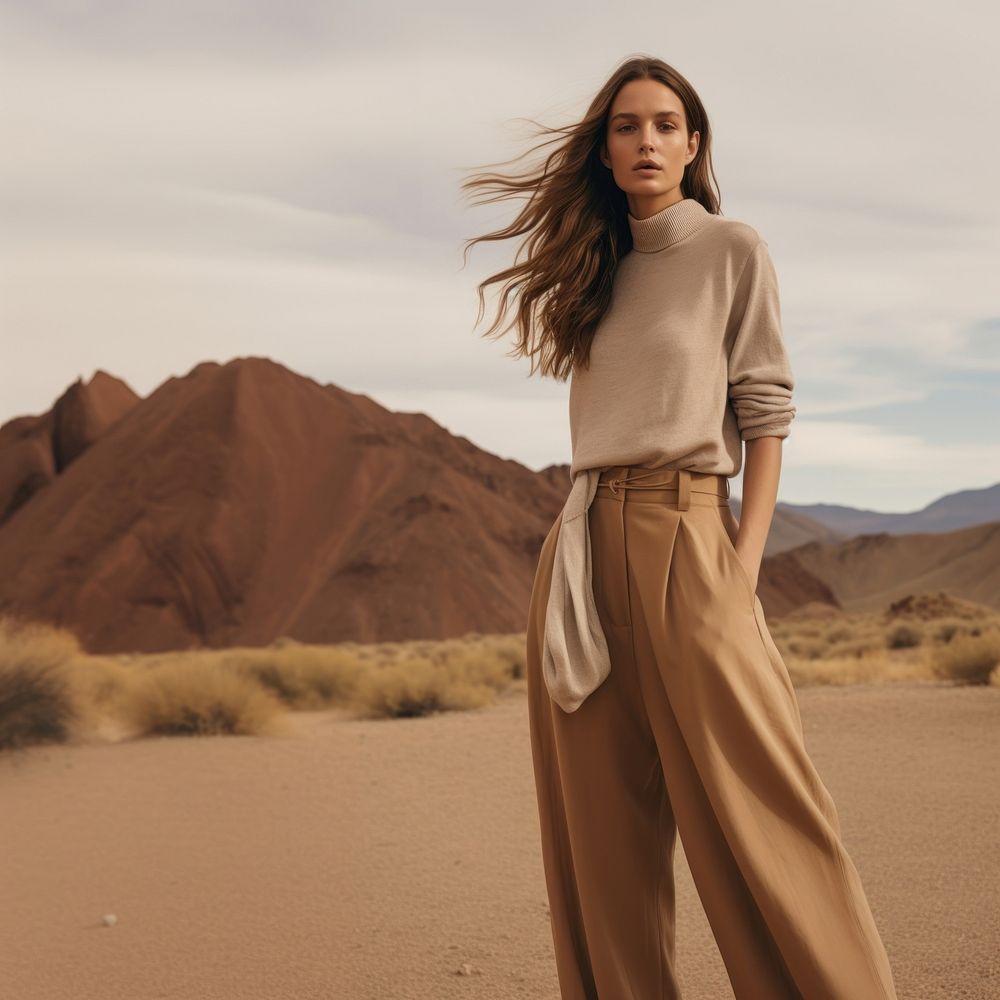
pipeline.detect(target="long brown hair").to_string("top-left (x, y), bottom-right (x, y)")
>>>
top-left (461, 56), bottom-right (721, 380)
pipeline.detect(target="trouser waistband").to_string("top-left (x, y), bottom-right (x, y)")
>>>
top-left (595, 464), bottom-right (730, 511)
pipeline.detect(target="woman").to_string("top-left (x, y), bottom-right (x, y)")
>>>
top-left (463, 56), bottom-right (898, 1000)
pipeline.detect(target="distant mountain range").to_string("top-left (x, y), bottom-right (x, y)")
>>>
top-left (1, 357), bottom-right (997, 654)
top-left (775, 485), bottom-right (1000, 538)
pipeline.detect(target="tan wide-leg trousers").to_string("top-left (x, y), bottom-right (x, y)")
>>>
top-left (526, 464), bottom-right (898, 1000)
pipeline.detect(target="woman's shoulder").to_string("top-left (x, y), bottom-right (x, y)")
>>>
top-left (690, 213), bottom-right (771, 277)
top-left (705, 212), bottom-right (766, 255)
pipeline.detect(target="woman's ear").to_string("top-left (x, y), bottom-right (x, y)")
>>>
top-left (686, 130), bottom-right (700, 163)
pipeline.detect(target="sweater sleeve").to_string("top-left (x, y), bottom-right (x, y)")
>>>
top-left (726, 239), bottom-right (796, 441)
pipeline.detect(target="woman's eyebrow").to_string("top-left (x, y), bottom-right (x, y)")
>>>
top-left (610, 110), bottom-right (681, 121)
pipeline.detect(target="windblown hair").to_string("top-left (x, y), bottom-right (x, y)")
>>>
top-left (461, 55), bottom-right (722, 381)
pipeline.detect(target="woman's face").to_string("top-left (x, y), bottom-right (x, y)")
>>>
top-left (600, 78), bottom-right (699, 215)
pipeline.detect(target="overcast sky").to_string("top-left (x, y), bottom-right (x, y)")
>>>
top-left (1, 0), bottom-right (997, 510)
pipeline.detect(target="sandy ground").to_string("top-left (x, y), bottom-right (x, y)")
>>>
top-left (1, 681), bottom-right (998, 1000)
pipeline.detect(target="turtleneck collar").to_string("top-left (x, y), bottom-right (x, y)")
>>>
top-left (627, 197), bottom-right (711, 253)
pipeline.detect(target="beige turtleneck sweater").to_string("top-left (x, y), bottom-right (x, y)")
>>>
top-left (541, 197), bottom-right (796, 713)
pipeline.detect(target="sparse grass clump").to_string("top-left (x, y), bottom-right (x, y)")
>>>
top-left (4, 587), bottom-right (998, 752)
top-left (220, 646), bottom-right (366, 709)
top-left (782, 650), bottom-right (930, 686)
top-left (0, 621), bottom-right (533, 750)
top-left (935, 620), bottom-right (962, 643)
top-left (929, 630), bottom-right (1000, 685)
top-left (766, 591), bottom-right (1000, 686)
top-left (886, 624), bottom-right (922, 649)
top-left (782, 636), bottom-right (828, 661)
top-left (349, 632), bottom-right (526, 719)
top-left (0, 616), bottom-right (84, 751)
top-left (126, 658), bottom-right (286, 737)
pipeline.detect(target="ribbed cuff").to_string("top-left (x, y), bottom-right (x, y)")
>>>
top-left (741, 423), bottom-right (791, 441)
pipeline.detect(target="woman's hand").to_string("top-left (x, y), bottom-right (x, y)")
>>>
top-left (734, 542), bottom-right (761, 593)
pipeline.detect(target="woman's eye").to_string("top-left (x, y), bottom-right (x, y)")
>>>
top-left (617, 123), bottom-right (675, 133)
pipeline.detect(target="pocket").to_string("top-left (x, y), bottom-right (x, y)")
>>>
top-left (717, 505), bottom-right (757, 607)
top-left (751, 595), bottom-right (804, 730)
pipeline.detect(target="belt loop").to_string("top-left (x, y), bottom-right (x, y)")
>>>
top-left (608, 465), bottom-right (627, 501)
top-left (677, 469), bottom-right (691, 510)
top-left (618, 465), bottom-right (630, 503)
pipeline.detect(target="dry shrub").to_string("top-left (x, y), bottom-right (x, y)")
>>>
top-left (886, 623), bottom-right (922, 649)
top-left (780, 622), bottom-right (828, 641)
top-left (766, 594), bottom-right (1000, 686)
top-left (351, 657), bottom-right (472, 718)
top-left (784, 651), bottom-right (929, 686)
top-left (935, 619), bottom-right (963, 643)
top-left (0, 615), bottom-right (84, 751)
top-left (69, 655), bottom-right (136, 724)
top-left (783, 637), bottom-right (828, 661)
top-left (929, 630), bottom-right (1000, 684)
top-left (826, 635), bottom-right (887, 660)
top-left (125, 657), bottom-right (285, 737)
top-left (486, 633), bottom-right (528, 680)
top-left (824, 626), bottom-right (853, 644)
top-left (427, 635), bottom-right (518, 676)
top-left (220, 645), bottom-right (365, 709)
top-left (350, 635), bottom-right (520, 719)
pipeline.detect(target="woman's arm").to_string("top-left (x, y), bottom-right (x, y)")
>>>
top-left (724, 238), bottom-right (796, 589)
top-left (734, 436), bottom-right (783, 591)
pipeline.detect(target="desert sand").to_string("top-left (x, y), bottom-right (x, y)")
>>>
top-left (2, 681), bottom-right (998, 999)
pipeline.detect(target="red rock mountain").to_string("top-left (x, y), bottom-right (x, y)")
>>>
top-left (0, 358), bottom-right (568, 654)
top-left (0, 371), bottom-right (140, 527)
top-left (0, 357), bottom-right (996, 654)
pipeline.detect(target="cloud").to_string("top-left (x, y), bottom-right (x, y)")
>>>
top-left (1, 0), bottom-right (997, 507)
